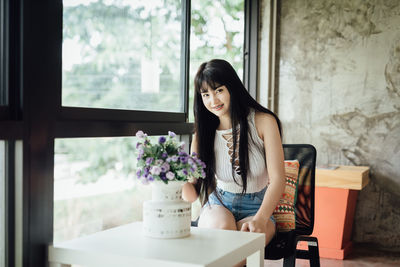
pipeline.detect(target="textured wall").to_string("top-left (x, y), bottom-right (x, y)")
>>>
top-left (276, 0), bottom-right (400, 250)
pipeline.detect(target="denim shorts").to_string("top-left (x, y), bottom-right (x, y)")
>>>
top-left (203, 187), bottom-right (276, 224)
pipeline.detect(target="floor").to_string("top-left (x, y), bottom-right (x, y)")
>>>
top-left (264, 245), bottom-right (400, 267)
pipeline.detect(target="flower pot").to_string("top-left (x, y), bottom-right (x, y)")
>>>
top-left (143, 181), bottom-right (191, 238)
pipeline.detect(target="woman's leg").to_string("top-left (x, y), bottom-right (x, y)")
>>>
top-left (198, 205), bottom-right (237, 230)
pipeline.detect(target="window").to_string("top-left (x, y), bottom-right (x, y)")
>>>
top-left (7, 0), bottom-right (259, 265)
top-left (0, 141), bottom-right (5, 267)
top-left (189, 0), bottom-right (245, 121)
top-left (54, 137), bottom-right (152, 242)
top-left (62, 0), bottom-right (183, 112)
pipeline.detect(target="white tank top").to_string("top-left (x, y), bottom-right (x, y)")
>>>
top-left (214, 109), bottom-right (269, 193)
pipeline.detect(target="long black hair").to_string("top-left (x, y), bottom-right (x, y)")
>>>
top-left (193, 59), bottom-right (282, 206)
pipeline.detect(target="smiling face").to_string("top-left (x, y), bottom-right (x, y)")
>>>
top-left (200, 84), bottom-right (231, 119)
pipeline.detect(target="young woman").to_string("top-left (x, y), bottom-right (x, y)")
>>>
top-left (183, 59), bottom-right (286, 255)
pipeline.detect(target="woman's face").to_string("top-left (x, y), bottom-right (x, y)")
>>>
top-left (200, 84), bottom-right (231, 118)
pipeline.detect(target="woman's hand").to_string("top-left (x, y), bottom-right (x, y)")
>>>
top-left (182, 181), bottom-right (198, 202)
top-left (240, 217), bottom-right (267, 233)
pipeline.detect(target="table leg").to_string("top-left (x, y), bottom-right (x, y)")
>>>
top-left (246, 248), bottom-right (264, 267)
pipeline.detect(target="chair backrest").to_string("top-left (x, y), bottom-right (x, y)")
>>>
top-left (265, 144), bottom-right (317, 260)
top-left (283, 144), bottom-right (316, 235)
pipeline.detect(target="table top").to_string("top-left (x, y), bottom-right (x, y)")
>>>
top-left (48, 221), bottom-right (265, 267)
top-left (316, 165), bottom-right (370, 190)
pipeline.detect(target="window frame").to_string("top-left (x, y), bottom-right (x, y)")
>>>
top-left (243, 0), bottom-right (259, 99)
top-left (1, 0), bottom-right (261, 266)
top-left (0, 0), bottom-right (8, 118)
top-left (1, 0), bottom-right (21, 264)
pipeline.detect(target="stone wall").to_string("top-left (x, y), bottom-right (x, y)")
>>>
top-left (273, 0), bottom-right (400, 250)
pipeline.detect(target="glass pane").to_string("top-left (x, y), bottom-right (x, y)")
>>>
top-left (0, 141), bottom-right (5, 267)
top-left (189, 0), bottom-right (245, 122)
top-left (54, 137), bottom-right (154, 242)
top-left (62, 0), bottom-right (183, 112)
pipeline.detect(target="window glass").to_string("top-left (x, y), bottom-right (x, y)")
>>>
top-left (0, 141), bottom-right (5, 267)
top-left (189, 0), bottom-right (245, 122)
top-left (62, 0), bottom-right (183, 112)
top-left (54, 137), bottom-right (153, 242)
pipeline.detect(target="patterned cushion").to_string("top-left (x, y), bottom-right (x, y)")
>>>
top-left (272, 160), bottom-right (300, 232)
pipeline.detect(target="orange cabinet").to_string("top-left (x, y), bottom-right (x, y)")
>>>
top-left (300, 166), bottom-right (369, 259)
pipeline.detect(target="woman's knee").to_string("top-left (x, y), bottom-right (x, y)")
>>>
top-left (198, 205), bottom-right (237, 230)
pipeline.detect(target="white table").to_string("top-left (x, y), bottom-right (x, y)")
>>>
top-left (48, 221), bottom-right (265, 267)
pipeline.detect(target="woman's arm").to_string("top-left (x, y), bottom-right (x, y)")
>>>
top-left (242, 112), bottom-right (286, 232)
top-left (182, 133), bottom-right (200, 203)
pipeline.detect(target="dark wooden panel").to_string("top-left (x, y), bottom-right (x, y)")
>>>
top-left (0, 106), bottom-right (9, 120)
top-left (0, 120), bottom-right (23, 138)
top-left (61, 107), bottom-right (185, 122)
top-left (21, 0), bottom-right (61, 266)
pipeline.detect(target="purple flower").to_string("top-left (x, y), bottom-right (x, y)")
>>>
top-left (179, 156), bottom-right (188, 164)
top-left (135, 130), bottom-right (206, 184)
top-left (160, 172), bottom-right (166, 180)
top-left (135, 130), bottom-right (144, 138)
top-left (166, 171), bottom-right (175, 180)
top-left (135, 130), bottom-right (146, 138)
top-left (150, 166), bottom-right (161, 175)
top-left (158, 136), bottom-right (166, 144)
top-left (144, 166), bottom-right (150, 176)
top-left (191, 152), bottom-right (197, 156)
top-left (189, 162), bottom-right (197, 169)
top-left (160, 162), bottom-right (170, 172)
top-left (145, 157), bottom-right (154, 166)
top-left (178, 151), bottom-right (188, 157)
